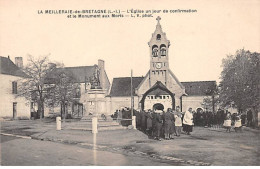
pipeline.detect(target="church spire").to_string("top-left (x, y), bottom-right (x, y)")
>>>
top-left (156, 16), bottom-right (162, 29)
top-left (156, 16), bottom-right (161, 25)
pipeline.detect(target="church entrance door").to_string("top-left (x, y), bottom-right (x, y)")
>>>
top-left (153, 103), bottom-right (164, 111)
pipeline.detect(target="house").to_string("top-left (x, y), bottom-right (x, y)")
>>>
top-left (0, 56), bottom-right (31, 119)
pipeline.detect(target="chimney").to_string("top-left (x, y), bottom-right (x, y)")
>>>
top-left (15, 57), bottom-right (23, 69)
top-left (98, 59), bottom-right (104, 70)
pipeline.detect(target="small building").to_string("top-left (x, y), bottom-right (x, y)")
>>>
top-left (0, 56), bottom-right (30, 119)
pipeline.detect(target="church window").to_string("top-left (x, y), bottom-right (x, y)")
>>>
top-left (156, 34), bottom-right (161, 40)
top-left (167, 96), bottom-right (170, 99)
top-left (160, 44), bottom-right (166, 56)
top-left (152, 45), bottom-right (158, 57)
top-left (163, 96), bottom-right (165, 99)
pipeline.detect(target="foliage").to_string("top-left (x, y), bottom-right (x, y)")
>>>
top-left (46, 69), bottom-right (80, 119)
top-left (17, 55), bottom-right (56, 118)
top-left (18, 54), bottom-right (80, 119)
top-left (219, 49), bottom-right (260, 112)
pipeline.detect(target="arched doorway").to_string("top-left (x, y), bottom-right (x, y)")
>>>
top-left (140, 81), bottom-right (175, 111)
top-left (153, 103), bottom-right (164, 111)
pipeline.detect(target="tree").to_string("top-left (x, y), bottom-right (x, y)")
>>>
top-left (18, 55), bottom-right (56, 119)
top-left (46, 69), bottom-right (80, 119)
top-left (219, 49), bottom-right (260, 125)
top-left (201, 94), bottom-right (220, 113)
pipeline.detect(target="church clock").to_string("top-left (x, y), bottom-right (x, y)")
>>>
top-left (155, 62), bottom-right (162, 69)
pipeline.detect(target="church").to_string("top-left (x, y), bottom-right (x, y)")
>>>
top-left (106, 17), bottom-right (217, 114)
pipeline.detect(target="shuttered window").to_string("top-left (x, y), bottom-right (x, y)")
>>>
top-left (12, 81), bottom-right (17, 94)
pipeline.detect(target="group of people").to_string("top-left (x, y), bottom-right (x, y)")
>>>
top-left (193, 109), bottom-right (226, 128)
top-left (112, 106), bottom-right (253, 139)
top-left (135, 106), bottom-right (194, 141)
top-left (223, 112), bottom-right (244, 132)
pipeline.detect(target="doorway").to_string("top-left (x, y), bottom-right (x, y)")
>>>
top-left (153, 103), bottom-right (164, 111)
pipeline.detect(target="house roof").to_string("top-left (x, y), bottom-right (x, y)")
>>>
top-left (109, 77), bottom-right (144, 97)
top-left (45, 65), bottom-right (97, 83)
top-left (0, 56), bottom-right (29, 78)
top-left (181, 81), bottom-right (217, 96)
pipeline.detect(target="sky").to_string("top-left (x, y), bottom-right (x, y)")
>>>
top-left (0, 0), bottom-right (259, 84)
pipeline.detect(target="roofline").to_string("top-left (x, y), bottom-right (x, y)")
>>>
top-left (136, 71), bottom-right (149, 90)
top-left (168, 69), bottom-right (185, 89)
top-left (58, 65), bottom-right (96, 69)
top-left (112, 76), bottom-right (145, 79)
top-left (107, 78), bottom-right (114, 96)
top-left (181, 80), bottom-right (217, 83)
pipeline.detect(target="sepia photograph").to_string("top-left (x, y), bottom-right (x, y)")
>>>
top-left (0, 0), bottom-right (259, 166)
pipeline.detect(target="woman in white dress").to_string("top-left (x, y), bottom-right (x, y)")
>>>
top-left (223, 112), bottom-right (232, 132)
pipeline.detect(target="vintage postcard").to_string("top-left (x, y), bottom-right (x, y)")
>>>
top-left (0, 0), bottom-right (259, 166)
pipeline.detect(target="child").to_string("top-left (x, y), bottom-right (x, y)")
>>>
top-left (223, 112), bottom-right (232, 132)
top-left (234, 115), bottom-right (242, 132)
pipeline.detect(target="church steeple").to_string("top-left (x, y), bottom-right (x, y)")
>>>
top-left (148, 16), bottom-right (171, 87)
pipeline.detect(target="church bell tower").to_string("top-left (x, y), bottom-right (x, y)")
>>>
top-left (148, 16), bottom-right (171, 87)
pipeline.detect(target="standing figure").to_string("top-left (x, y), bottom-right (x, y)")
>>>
top-left (164, 108), bottom-right (174, 140)
top-left (155, 110), bottom-right (164, 141)
top-left (146, 110), bottom-right (153, 136)
top-left (234, 115), bottom-right (242, 132)
top-left (183, 108), bottom-right (194, 135)
top-left (174, 106), bottom-right (182, 137)
top-left (223, 112), bottom-right (232, 132)
top-left (135, 110), bottom-right (141, 130)
top-left (141, 110), bottom-right (147, 132)
top-left (247, 110), bottom-right (253, 127)
top-left (151, 110), bottom-right (157, 138)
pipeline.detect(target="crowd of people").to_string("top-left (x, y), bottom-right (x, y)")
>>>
top-left (112, 106), bottom-right (254, 140)
top-left (135, 106), bottom-right (194, 141)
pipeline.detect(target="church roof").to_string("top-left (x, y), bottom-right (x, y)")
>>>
top-left (109, 76), bottom-right (217, 97)
top-left (0, 56), bottom-right (29, 78)
top-left (181, 81), bottom-right (217, 96)
top-left (108, 77), bottom-right (144, 97)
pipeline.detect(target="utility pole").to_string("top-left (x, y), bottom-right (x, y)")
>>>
top-left (131, 69), bottom-right (133, 118)
top-left (130, 69), bottom-right (136, 129)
